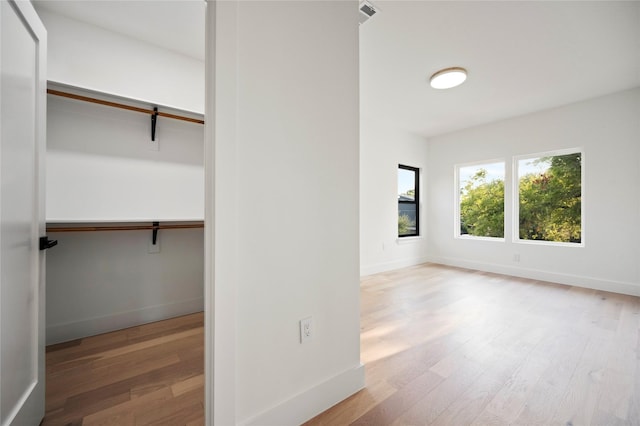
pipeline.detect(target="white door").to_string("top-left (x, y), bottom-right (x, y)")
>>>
top-left (0, 1), bottom-right (47, 425)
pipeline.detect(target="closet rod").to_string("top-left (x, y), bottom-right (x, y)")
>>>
top-left (47, 223), bottom-right (204, 233)
top-left (47, 89), bottom-right (205, 125)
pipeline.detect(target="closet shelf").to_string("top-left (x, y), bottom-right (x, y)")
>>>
top-left (47, 81), bottom-right (204, 124)
top-left (47, 220), bottom-right (204, 233)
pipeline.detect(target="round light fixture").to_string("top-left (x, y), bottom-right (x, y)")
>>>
top-left (429, 67), bottom-right (467, 89)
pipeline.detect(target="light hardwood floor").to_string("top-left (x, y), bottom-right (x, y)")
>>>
top-left (306, 263), bottom-right (640, 425)
top-left (43, 312), bottom-right (204, 425)
top-left (43, 264), bottom-right (640, 425)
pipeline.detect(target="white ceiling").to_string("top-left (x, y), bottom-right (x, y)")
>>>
top-left (32, 1), bottom-right (640, 139)
top-left (33, 0), bottom-right (206, 61)
top-left (361, 1), bottom-right (640, 137)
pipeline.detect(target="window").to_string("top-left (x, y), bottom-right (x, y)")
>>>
top-left (457, 161), bottom-right (505, 238)
top-left (516, 150), bottom-right (582, 244)
top-left (398, 165), bottom-right (419, 237)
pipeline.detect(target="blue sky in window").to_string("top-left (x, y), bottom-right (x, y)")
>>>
top-left (398, 168), bottom-right (415, 195)
top-left (459, 162), bottom-right (504, 190)
top-left (458, 158), bottom-right (552, 191)
top-left (400, 158), bottom-right (552, 196)
top-left (518, 157), bottom-right (551, 178)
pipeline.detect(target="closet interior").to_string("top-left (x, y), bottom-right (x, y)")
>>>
top-left (45, 83), bottom-right (205, 345)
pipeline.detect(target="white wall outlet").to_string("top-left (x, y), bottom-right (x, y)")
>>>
top-left (300, 317), bottom-right (313, 344)
top-left (148, 235), bottom-right (160, 253)
top-left (149, 137), bottom-right (159, 151)
top-left (513, 253), bottom-right (520, 262)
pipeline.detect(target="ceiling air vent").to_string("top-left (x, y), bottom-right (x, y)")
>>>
top-left (359, 1), bottom-right (378, 25)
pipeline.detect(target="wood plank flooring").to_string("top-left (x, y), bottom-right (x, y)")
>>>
top-left (306, 263), bottom-right (640, 425)
top-left (43, 264), bottom-right (640, 425)
top-left (43, 312), bottom-right (204, 426)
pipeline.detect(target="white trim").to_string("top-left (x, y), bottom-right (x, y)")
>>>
top-left (514, 239), bottom-right (584, 248)
top-left (456, 235), bottom-right (505, 243)
top-left (240, 364), bottom-right (365, 426)
top-left (46, 297), bottom-right (204, 345)
top-left (361, 256), bottom-right (430, 276)
top-left (512, 148), bottom-right (584, 246)
top-left (3, 382), bottom-right (37, 426)
top-left (204, 2), bottom-right (215, 425)
top-left (396, 235), bottom-right (423, 244)
top-left (426, 256), bottom-right (640, 297)
top-left (206, 1), bottom-right (239, 424)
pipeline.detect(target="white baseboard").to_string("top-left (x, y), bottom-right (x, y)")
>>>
top-left (241, 363), bottom-right (365, 426)
top-left (361, 256), bottom-right (430, 277)
top-left (427, 255), bottom-right (640, 297)
top-left (46, 297), bottom-right (204, 345)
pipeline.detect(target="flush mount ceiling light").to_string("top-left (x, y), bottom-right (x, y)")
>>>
top-left (429, 67), bottom-right (467, 89)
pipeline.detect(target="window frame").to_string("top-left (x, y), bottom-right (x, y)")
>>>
top-left (454, 159), bottom-right (506, 241)
top-left (398, 164), bottom-right (420, 238)
top-left (513, 148), bottom-right (584, 247)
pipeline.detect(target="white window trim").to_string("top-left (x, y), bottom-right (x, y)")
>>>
top-left (512, 147), bottom-right (585, 247)
top-left (457, 235), bottom-right (505, 243)
top-left (396, 235), bottom-right (424, 245)
top-left (454, 158), bottom-right (506, 241)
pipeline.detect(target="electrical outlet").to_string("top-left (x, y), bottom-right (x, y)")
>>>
top-left (149, 137), bottom-right (159, 151)
top-left (300, 317), bottom-right (313, 344)
top-left (148, 236), bottom-right (160, 253)
top-left (513, 253), bottom-right (520, 262)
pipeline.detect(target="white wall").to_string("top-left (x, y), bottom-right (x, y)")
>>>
top-left (36, 8), bottom-right (204, 113)
top-left (427, 88), bottom-right (640, 295)
top-left (41, 9), bottom-right (206, 344)
top-left (46, 228), bottom-right (204, 344)
top-left (46, 94), bottom-right (204, 222)
top-left (45, 91), bottom-right (205, 345)
top-left (360, 118), bottom-right (429, 275)
top-left (208, 1), bottom-right (363, 424)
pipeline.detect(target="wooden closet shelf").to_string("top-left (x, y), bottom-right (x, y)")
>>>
top-left (47, 89), bottom-right (205, 125)
top-left (47, 222), bottom-right (204, 233)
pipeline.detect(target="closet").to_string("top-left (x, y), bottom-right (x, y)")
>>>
top-left (45, 84), bottom-right (205, 344)
top-left (34, 4), bottom-right (207, 345)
